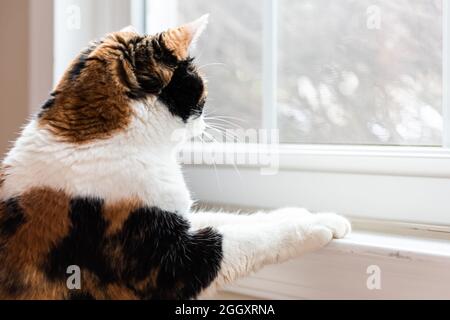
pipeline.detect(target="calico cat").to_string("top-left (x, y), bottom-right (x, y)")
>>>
top-left (0, 15), bottom-right (350, 300)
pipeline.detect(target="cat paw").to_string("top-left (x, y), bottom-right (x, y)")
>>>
top-left (278, 210), bottom-right (351, 260)
top-left (275, 212), bottom-right (351, 257)
top-left (311, 213), bottom-right (351, 239)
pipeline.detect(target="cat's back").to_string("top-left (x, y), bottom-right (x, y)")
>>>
top-left (0, 174), bottom-right (187, 299)
top-left (0, 183), bottom-right (71, 299)
top-left (0, 112), bottom-right (194, 299)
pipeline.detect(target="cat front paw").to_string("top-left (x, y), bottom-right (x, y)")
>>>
top-left (272, 209), bottom-right (351, 240)
top-left (275, 212), bottom-right (351, 258)
top-left (311, 213), bottom-right (351, 239)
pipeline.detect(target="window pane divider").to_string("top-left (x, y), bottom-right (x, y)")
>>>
top-left (262, 0), bottom-right (278, 134)
top-left (131, 0), bottom-right (147, 34)
top-left (443, 0), bottom-right (450, 148)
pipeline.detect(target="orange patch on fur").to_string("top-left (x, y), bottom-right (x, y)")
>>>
top-left (103, 197), bottom-right (142, 235)
top-left (16, 188), bottom-right (70, 261)
top-left (39, 34), bottom-right (140, 144)
top-left (39, 64), bottom-right (133, 143)
top-left (106, 284), bottom-right (138, 300)
top-left (38, 31), bottom-right (182, 144)
top-left (72, 272), bottom-right (138, 299)
top-left (0, 188), bottom-right (70, 299)
top-left (162, 28), bottom-right (192, 61)
top-left (133, 266), bottom-right (160, 293)
top-left (154, 64), bottom-right (175, 87)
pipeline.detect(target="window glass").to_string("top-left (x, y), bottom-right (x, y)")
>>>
top-left (177, 0), bottom-right (264, 131)
top-left (278, 0), bottom-right (443, 146)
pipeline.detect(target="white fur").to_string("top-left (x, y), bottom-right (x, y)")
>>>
top-left (1, 15), bottom-right (351, 296)
top-left (190, 208), bottom-right (351, 296)
top-left (184, 14), bottom-right (210, 52)
top-left (1, 97), bottom-right (351, 296)
top-left (1, 100), bottom-right (202, 214)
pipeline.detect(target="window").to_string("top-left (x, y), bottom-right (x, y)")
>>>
top-left (52, 0), bottom-right (450, 228)
top-left (46, 0), bottom-right (450, 299)
top-left (278, 0), bottom-right (443, 146)
top-left (147, 0), bottom-right (265, 131)
top-left (147, 0), bottom-right (444, 146)
top-left (144, 0), bottom-right (450, 228)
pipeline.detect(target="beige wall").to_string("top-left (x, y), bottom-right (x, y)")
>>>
top-left (0, 0), bottom-right (53, 157)
top-left (0, 0), bottom-right (30, 156)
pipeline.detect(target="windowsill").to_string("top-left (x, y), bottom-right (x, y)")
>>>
top-left (219, 229), bottom-right (450, 299)
top-left (326, 230), bottom-right (450, 263)
top-left (184, 161), bottom-right (450, 226)
top-left (185, 145), bottom-right (450, 298)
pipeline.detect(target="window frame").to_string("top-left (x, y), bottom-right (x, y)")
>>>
top-left (143, 0), bottom-right (450, 228)
top-left (44, 1), bottom-right (450, 299)
top-left (444, 0), bottom-right (450, 147)
top-left (52, 0), bottom-right (450, 228)
top-left (182, 143), bottom-right (450, 228)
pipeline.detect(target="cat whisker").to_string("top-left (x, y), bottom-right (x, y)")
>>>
top-left (205, 125), bottom-right (243, 145)
top-left (203, 130), bottom-right (243, 183)
top-left (205, 118), bottom-right (244, 130)
top-left (198, 132), bottom-right (222, 192)
top-left (205, 114), bottom-right (247, 122)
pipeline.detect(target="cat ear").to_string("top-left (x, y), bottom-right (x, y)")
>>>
top-left (161, 14), bottom-right (209, 60)
top-left (120, 25), bottom-right (140, 34)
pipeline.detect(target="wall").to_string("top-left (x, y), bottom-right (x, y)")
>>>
top-left (0, 0), bottom-right (53, 157)
top-left (54, 0), bottom-right (132, 82)
top-left (29, 0), bottom-right (54, 113)
top-left (0, 0), bottom-right (30, 156)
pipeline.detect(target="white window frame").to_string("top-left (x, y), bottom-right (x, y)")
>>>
top-left (44, 0), bottom-right (450, 299)
top-left (144, 0), bottom-right (450, 229)
top-left (51, 0), bottom-right (450, 229)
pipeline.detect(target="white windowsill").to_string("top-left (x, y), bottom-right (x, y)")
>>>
top-left (219, 230), bottom-right (450, 300)
top-left (184, 144), bottom-right (450, 298)
top-left (183, 144), bottom-right (450, 226)
top-left (327, 230), bottom-right (450, 263)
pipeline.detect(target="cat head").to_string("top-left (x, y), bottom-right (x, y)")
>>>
top-left (39, 15), bottom-right (210, 148)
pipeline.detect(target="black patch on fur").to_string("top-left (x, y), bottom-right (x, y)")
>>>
top-left (44, 197), bottom-right (223, 300)
top-left (125, 35), bottom-right (182, 100)
top-left (158, 59), bottom-right (205, 122)
top-left (44, 197), bottom-right (116, 284)
top-left (155, 226), bottom-right (223, 300)
top-left (153, 34), bottom-right (178, 67)
top-left (110, 35), bottom-right (148, 100)
top-left (116, 60), bottom-right (142, 100)
top-left (118, 207), bottom-right (223, 299)
top-left (37, 41), bottom-right (100, 117)
top-left (108, 36), bottom-right (152, 99)
top-left (38, 91), bottom-right (59, 117)
top-left (41, 96), bottom-right (55, 110)
top-left (132, 39), bottom-right (168, 97)
top-left (68, 42), bottom-right (101, 82)
top-left (0, 198), bottom-right (26, 238)
top-left (0, 199), bottom-right (26, 298)
top-left (69, 56), bottom-right (88, 82)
